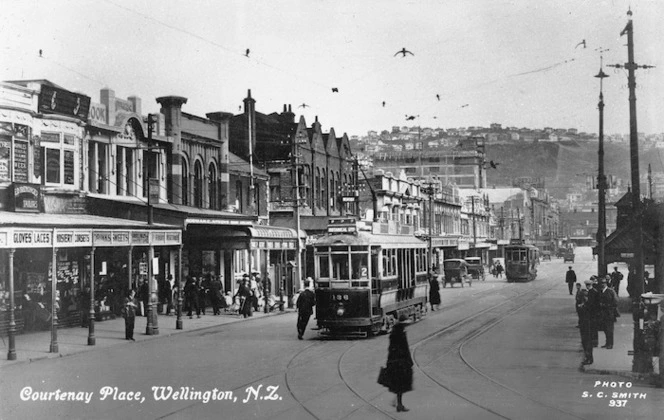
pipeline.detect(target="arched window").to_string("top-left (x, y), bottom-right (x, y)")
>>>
top-left (315, 168), bottom-right (321, 208)
top-left (182, 158), bottom-right (189, 206)
top-left (235, 180), bottom-right (243, 212)
top-left (208, 163), bottom-right (217, 210)
top-left (194, 160), bottom-right (203, 208)
top-left (321, 169), bottom-right (327, 210)
top-left (330, 172), bottom-right (336, 211)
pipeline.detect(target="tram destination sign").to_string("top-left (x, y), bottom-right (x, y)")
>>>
top-left (327, 217), bottom-right (357, 234)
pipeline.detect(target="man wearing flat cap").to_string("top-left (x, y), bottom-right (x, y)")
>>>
top-left (597, 276), bottom-right (618, 349)
top-left (577, 279), bottom-right (597, 364)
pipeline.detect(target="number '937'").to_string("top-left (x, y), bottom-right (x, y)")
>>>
top-left (609, 399), bottom-right (627, 407)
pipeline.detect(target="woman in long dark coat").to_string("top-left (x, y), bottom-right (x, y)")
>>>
top-left (386, 314), bottom-right (413, 412)
top-left (429, 271), bottom-right (441, 311)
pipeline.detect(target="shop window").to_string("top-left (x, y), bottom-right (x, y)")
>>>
top-left (0, 123), bottom-right (32, 183)
top-left (40, 133), bottom-right (79, 187)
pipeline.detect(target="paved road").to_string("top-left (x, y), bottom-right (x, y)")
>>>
top-left (1, 251), bottom-right (661, 419)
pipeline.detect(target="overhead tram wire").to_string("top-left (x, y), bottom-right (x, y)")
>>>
top-left (101, 0), bottom-right (334, 94)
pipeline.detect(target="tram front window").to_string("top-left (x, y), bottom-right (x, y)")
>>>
top-left (332, 253), bottom-right (350, 280)
top-left (319, 255), bottom-right (330, 278)
top-left (351, 253), bottom-right (368, 279)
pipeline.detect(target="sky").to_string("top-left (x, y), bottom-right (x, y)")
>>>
top-left (1, 0), bottom-right (663, 138)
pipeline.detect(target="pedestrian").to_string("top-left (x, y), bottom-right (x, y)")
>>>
top-left (184, 277), bottom-right (198, 319)
top-left (574, 282), bottom-right (583, 327)
top-left (122, 289), bottom-right (137, 341)
top-left (235, 277), bottom-right (253, 318)
top-left (250, 273), bottom-right (260, 311)
top-left (295, 279), bottom-right (316, 340)
top-left (385, 314), bottom-right (414, 412)
top-left (495, 262), bottom-right (504, 278)
top-left (137, 279), bottom-right (149, 317)
top-left (565, 266), bottom-right (577, 295)
top-left (578, 280), bottom-right (595, 365)
top-left (597, 276), bottom-right (618, 349)
top-left (163, 276), bottom-right (172, 315)
top-left (588, 276), bottom-right (600, 348)
top-left (610, 267), bottom-right (623, 297)
top-left (428, 270), bottom-right (440, 311)
top-left (262, 274), bottom-right (272, 313)
top-left (210, 274), bottom-right (222, 315)
top-left (198, 275), bottom-right (209, 315)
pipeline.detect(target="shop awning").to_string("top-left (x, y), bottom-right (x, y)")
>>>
top-left (247, 226), bottom-right (299, 250)
top-left (0, 211), bottom-right (182, 248)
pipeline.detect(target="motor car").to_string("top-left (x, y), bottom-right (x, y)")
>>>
top-left (464, 257), bottom-right (485, 281)
top-left (442, 259), bottom-right (469, 288)
top-left (541, 251), bottom-right (552, 261)
top-left (563, 251), bottom-right (575, 263)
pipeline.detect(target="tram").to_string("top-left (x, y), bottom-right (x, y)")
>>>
top-left (504, 241), bottom-right (540, 282)
top-left (311, 228), bottom-right (429, 337)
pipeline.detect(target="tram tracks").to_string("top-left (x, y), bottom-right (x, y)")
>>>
top-left (412, 279), bottom-right (587, 420)
top-left (280, 281), bottom-right (563, 420)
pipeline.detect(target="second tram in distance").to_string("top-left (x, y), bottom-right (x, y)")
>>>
top-left (311, 230), bottom-right (429, 337)
top-left (504, 241), bottom-right (540, 282)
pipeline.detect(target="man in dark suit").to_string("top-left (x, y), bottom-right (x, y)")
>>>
top-left (296, 280), bottom-right (316, 340)
top-left (565, 266), bottom-right (577, 295)
top-left (597, 276), bottom-right (618, 349)
top-left (578, 279), bottom-right (596, 364)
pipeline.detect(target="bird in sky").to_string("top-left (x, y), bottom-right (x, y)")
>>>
top-left (39, 49), bottom-right (42, 57)
top-left (244, 48), bottom-right (250, 57)
top-left (382, 101), bottom-right (386, 107)
top-left (331, 87), bottom-right (339, 93)
top-left (489, 160), bottom-right (500, 169)
top-left (394, 48), bottom-right (414, 57)
top-left (461, 104), bottom-right (469, 108)
top-left (436, 94), bottom-right (440, 101)
top-left (405, 115), bottom-right (416, 121)
top-left (298, 103), bottom-right (310, 108)
top-left (575, 39), bottom-right (586, 49)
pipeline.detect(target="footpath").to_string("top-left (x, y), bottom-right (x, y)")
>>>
top-left (0, 306), bottom-right (295, 370)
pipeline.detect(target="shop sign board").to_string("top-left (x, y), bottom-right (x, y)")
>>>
top-left (12, 183), bottom-right (41, 213)
top-left (112, 231), bottom-right (130, 245)
top-left (38, 84), bottom-right (91, 121)
top-left (93, 231), bottom-right (113, 246)
top-left (54, 230), bottom-right (92, 247)
top-left (10, 229), bottom-right (52, 248)
top-left (165, 232), bottom-right (181, 245)
top-left (131, 231), bottom-right (150, 245)
top-left (152, 232), bottom-right (166, 244)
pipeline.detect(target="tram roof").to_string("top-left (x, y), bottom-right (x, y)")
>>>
top-left (312, 231), bottom-right (427, 248)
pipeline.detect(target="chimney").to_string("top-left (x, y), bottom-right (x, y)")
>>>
top-left (281, 103), bottom-right (295, 123)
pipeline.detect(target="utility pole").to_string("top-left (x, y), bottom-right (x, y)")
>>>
top-left (423, 181), bottom-right (438, 270)
top-left (607, 8), bottom-right (654, 374)
top-left (595, 51), bottom-right (609, 277)
top-left (291, 147), bottom-right (302, 307)
top-left (471, 196), bottom-right (477, 250)
top-left (147, 114), bottom-right (155, 225)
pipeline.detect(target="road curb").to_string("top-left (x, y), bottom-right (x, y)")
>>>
top-left (1, 310), bottom-right (293, 370)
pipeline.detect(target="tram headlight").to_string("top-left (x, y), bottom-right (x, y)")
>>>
top-left (336, 304), bottom-right (345, 317)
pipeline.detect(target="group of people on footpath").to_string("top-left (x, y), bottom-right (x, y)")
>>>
top-left (569, 266), bottom-right (620, 365)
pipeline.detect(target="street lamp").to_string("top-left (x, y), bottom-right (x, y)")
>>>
top-left (595, 52), bottom-right (609, 277)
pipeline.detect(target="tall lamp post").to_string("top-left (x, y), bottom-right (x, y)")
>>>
top-left (595, 52), bottom-right (609, 278)
top-left (607, 8), bottom-right (655, 374)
